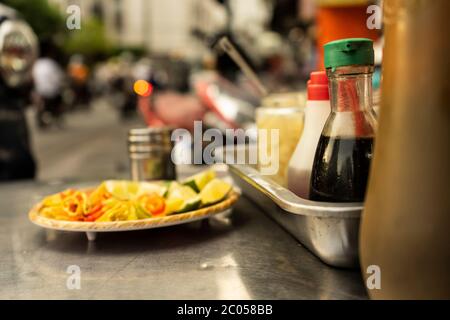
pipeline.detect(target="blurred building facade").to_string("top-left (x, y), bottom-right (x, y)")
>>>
top-left (50, 0), bottom-right (272, 60)
top-left (50, 0), bottom-right (199, 56)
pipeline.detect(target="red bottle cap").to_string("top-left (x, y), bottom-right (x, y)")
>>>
top-left (307, 71), bottom-right (329, 101)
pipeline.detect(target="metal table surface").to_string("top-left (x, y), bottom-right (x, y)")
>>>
top-left (0, 180), bottom-right (367, 300)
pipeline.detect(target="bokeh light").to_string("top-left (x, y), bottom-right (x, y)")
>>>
top-left (133, 80), bottom-right (153, 97)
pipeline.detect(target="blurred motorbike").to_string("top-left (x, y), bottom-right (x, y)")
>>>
top-left (138, 71), bottom-right (258, 135)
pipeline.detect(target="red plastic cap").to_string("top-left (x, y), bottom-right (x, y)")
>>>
top-left (307, 71), bottom-right (329, 101)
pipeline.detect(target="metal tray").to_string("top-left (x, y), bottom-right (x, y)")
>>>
top-left (216, 145), bottom-right (362, 268)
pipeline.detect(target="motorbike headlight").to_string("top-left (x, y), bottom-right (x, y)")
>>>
top-left (0, 19), bottom-right (38, 87)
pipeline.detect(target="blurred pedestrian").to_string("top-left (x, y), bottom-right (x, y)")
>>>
top-left (32, 40), bottom-right (65, 128)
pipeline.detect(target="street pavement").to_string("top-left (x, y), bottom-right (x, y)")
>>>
top-left (27, 99), bottom-right (145, 182)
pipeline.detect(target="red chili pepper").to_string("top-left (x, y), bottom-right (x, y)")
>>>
top-left (85, 209), bottom-right (104, 221)
top-left (86, 204), bottom-right (102, 215)
top-left (84, 204), bottom-right (104, 222)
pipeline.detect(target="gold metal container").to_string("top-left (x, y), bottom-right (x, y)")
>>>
top-left (360, 0), bottom-right (450, 299)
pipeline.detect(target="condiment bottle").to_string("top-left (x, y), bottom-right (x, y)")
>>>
top-left (287, 71), bottom-right (330, 198)
top-left (310, 38), bottom-right (377, 202)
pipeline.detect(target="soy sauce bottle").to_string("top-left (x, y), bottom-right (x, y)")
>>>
top-left (310, 38), bottom-right (377, 202)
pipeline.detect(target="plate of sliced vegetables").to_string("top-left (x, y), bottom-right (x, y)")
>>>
top-left (28, 170), bottom-right (239, 240)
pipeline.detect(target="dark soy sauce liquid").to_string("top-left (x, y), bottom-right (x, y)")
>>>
top-left (309, 135), bottom-right (374, 202)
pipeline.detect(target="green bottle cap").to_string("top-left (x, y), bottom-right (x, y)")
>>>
top-left (324, 38), bottom-right (374, 69)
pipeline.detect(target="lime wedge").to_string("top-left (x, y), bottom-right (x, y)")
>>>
top-left (163, 197), bottom-right (184, 215)
top-left (200, 179), bottom-right (232, 207)
top-left (182, 170), bottom-right (216, 192)
top-left (178, 197), bottom-right (201, 213)
top-left (168, 184), bottom-right (197, 199)
top-left (138, 181), bottom-right (168, 197)
top-left (166, 184), bottom-right (201, 214)
top-left (167, 181), bottom-right (183, 195)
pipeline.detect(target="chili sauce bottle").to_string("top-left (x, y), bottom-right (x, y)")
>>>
top-left (309, 38), bottom-right (377, 202)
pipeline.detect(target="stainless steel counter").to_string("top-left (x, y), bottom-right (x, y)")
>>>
top-left (0, 180), bottom-right (367, 299)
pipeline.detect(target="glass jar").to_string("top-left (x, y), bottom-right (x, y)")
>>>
top-left (256, 103), bottom-right (304, 186)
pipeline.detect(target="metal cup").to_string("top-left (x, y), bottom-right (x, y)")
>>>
top-left (128, 127), bottom-right (176, 181)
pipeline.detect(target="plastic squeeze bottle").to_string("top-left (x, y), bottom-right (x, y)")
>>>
top-left (287, 71), bottom-right (330, 198)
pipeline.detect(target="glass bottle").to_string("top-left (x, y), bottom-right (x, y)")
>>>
top-left (256, 93), bottom-right (304, 186)
top-left (309, 39), bottom-right (377, 202)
